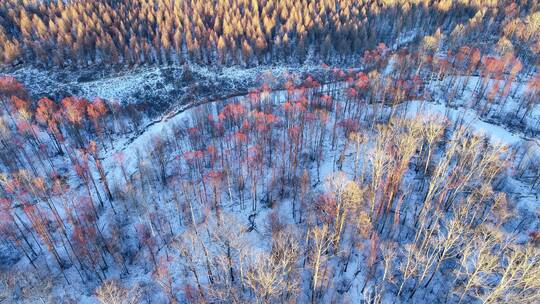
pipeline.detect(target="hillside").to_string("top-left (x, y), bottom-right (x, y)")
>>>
top-left (0, 1), bottom-right (539, 304)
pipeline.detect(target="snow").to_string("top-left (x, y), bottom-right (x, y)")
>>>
top-left (2, 61), bottom-right (539, 303)
top-left (6, 63), bottom-right (335, 106)
top-left (107, 71), bottom-right (539, 222)
top-left (405, 100), bottom-right (522, 146)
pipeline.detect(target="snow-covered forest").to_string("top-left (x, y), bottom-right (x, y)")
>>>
top-left (0, 1), bottom-right (539, 304)
top-left (1, 0), bottom-right (539, 67)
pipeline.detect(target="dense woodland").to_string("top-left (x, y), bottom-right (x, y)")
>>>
top-left (0, 0), bottom-right (540, 303)
top-left (0, 0), bottom-right (539, 68)
top-left (0, 36), bottom-right (539, 302)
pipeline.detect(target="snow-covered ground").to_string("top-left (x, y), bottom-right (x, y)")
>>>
top-left (88, 73), bottom-right (539, 300)
top-left (2, 61), bottom-right (539, 303)
top-left (5, 64), bottom-right (335, 106)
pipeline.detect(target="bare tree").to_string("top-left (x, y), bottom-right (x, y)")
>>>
top-left (244, 231), bottom-right (300, 304)
top-left (309, 224), bottom-right (333, 303)
top-left (95, 280), bottom-right (140, 304)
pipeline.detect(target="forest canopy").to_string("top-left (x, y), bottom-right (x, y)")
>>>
top-left (0, 0), bottom-right (538, 68)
